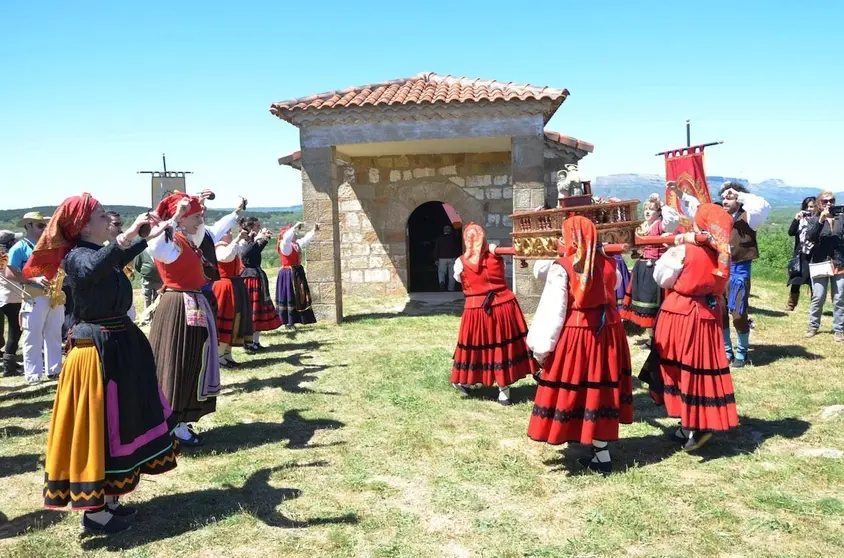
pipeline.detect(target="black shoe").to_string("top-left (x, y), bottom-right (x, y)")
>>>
top-left (177, 432), bottom-right (203, 447)
top-left (533, 372), bottom-right (542, 383)
top-left (185, 424), bottom-right (203, 440)
top-left (577, 456), bottom-right (612, 476)
top-left (497, 397), bottom-right (512, 407)
top-left (682, 431), bottom-right (713, 452)
top-left (731, 359), bottom-right (747, 369)
top-left (82, 513), bottom-right (131, 533)
top-left (108, 504), bottom-right (137, 517)
top-left (452, 383), bottom-right (469, 397)
top-left (47, 374), bottom-right (59, 382)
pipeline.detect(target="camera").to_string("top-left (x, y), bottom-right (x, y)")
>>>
top-left (831, 205), bottom-right (844, 217)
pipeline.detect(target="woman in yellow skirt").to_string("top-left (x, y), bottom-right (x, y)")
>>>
top-left (24, 194), bottom-right (179, 533)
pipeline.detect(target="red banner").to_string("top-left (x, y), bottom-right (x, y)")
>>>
top-left (663, 146), bottom-right (711, 228)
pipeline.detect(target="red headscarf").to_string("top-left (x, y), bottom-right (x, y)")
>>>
top-left (276, 226), bottom-right (292, 257)
top-left (694, 203), bottom-right (733, 279)
top-left (155, 192), bottom-right (202, 221)
top-left (462, 223), bottom-right (488, 273)
top-left (23, 193), bottom-right (99, 281)
top-left (559, 216), bottom-right (598, 306)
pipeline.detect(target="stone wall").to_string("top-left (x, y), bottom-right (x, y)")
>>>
top-left (328, 152), bottom-right (516, 297)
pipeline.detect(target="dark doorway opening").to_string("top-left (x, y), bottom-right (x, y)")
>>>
top-left (407, 201), bottom-right (462, 293)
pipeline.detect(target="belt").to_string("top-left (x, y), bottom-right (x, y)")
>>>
top-left (23, 285), bottom-right (46, 297)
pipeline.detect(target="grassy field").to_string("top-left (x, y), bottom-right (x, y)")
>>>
top-left (1, 274), bottom-right (843, 557)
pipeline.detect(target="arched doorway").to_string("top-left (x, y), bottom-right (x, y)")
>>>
top-left (407, 201), bottom-right (462, 293)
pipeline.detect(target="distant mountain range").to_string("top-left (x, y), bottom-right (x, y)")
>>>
top-left (592, 174), bottom-right (841, 208)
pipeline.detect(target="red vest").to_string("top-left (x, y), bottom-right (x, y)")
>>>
top-left (459, 252), bottom-right (516, 309)
top-left (155, 233), bottom-right (208, 291)
top-left (660, 244), bottom-right (727, 321)
top-left (281, 245), bottom-right (301, 267)
top-left (218, 256), bottom-right (244, 280)
top-left (557, 254), bottom-right (620, 328)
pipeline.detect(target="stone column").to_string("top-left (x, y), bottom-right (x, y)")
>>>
top-left (510, 135), bottom-right (547, 314)
top-left (300, 146), bottom-right (343, 323)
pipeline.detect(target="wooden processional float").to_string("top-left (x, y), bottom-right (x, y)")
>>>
top-left (493, 165), bottom-right (706, 262)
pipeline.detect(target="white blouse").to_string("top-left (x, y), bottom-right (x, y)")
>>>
top-left (526, 262), bottom-right (622, 365)
top-left (653, 245), bottom-right (686, 289)
top-left (280, 227), bottom-right (315, 257)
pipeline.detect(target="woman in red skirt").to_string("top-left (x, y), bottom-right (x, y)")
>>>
top-left (527, 216), bottom-right (633, 475)
top-left (451, 223), bottom-right (536, 405)
top-left (644, 203), bottom-right (738, 451)
top-left (237, 217), bottom-right (281, 350)
top-left (212, 229), bottom-right (253, 367)
top-left (621, 193), bottom-right (679, 346)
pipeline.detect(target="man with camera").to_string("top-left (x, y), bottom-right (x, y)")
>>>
top-left (805, 192), bottom-right (844, 342)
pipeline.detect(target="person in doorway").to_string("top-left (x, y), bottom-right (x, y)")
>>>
top-left (642, 203), bottom-right (738, 452)
top-left (786, 197), bottom-right (816, 311)
top-left (31, 194), bottom-right (178, 533)
top-left (527, 216), bottom-right (633, 474)
top-left (434, 225), bottom-right (461, 292)
top-left (674, 182), bottom-right (770, 368)
top-left (147, 193), bottom-right (221, 447)
top-left (450, 223), bottom-right (537, 405)
top-left (276, 221), bottom-right (318, 329)
top-left (238, 216), bottom-right (282, 349)
top-left (5, 212), bottom-right (64, 384)
top-left (0, 230), bottom-right (24, 377)
top-left (805, 191), bottom-right (844, 341)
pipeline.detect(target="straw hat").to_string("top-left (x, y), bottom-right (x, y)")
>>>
top-left (16, 211), bottom-right (51, 227)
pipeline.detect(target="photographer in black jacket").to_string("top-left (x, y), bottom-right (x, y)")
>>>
top-left (805, 191), bottom-right (844, 342)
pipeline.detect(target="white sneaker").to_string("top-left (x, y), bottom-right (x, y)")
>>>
top-left (25, 376), bottom-right (41, 385)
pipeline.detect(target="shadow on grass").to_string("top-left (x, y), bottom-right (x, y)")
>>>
top-left (0, 425), bottom-right (46, 438)
top-left (0, 398), bottom-right (53, 419)
top-left (0, 382), bottom-right (55, 404)
top-left (234, 356), bottom-right (298, 371)
top-left (254, 340), bottom-right (330, 355)
top-left (195, 410), bottom-right (345, 454)
top-left (0, 453), bottom-right (41, 479)
top-left (226, 365), bottom-right (344, 396)
top-left (748, 343), bottom-right (824, 367)
top-left (79, 463), bottom-right (359, 551)
top-left (343, 296), bottom-right (465, 323)
top-left (543, 390), bottom-right (811, 474)
top-left (0, 510), bottom-right (65, 540)
top-left (749, 306), bottom-right (789, 318)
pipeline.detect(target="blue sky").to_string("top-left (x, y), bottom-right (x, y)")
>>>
top-left (1, 1), bottom-right (842, 210)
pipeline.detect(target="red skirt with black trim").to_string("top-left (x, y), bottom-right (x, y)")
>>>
top-left (651, 303), bottom-right (738, 431)
top-left (528, 320), bottom-right (633, 445)
top-left (212, 279), bottom-right (237, 344)
top-left (243, 271), bottom-right (282, 332)
top-left (450, 298), bottom-right (537, 387)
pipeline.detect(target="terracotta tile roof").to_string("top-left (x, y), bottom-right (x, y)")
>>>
top-left (544, 130), bottom-right (594, 154)
top-left (278, 150), bottom-right (301, 168)
top-left (270, 72), bottom-right (569, 122)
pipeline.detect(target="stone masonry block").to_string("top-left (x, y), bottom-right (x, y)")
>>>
top-left (365, 268), bottom-right (391, 283)
top-left (389, 170), bottom-right (402, 182)
top-left (449, 176), bottom-right (466, 187)
top-left (494, 175), bottom-right (509, 186)
top-left (467, 175), bottom-right (493, 187)
top-left (369, 168), bottom-right (380, 183)
top-left (339, 200), bottom-right (362, 212)
top-left (351, 243), bottom-right (370, 256)
top-left (349, 256), bottom-right (369, 270)
top-left (437, 165), bottom-right (457, 176)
